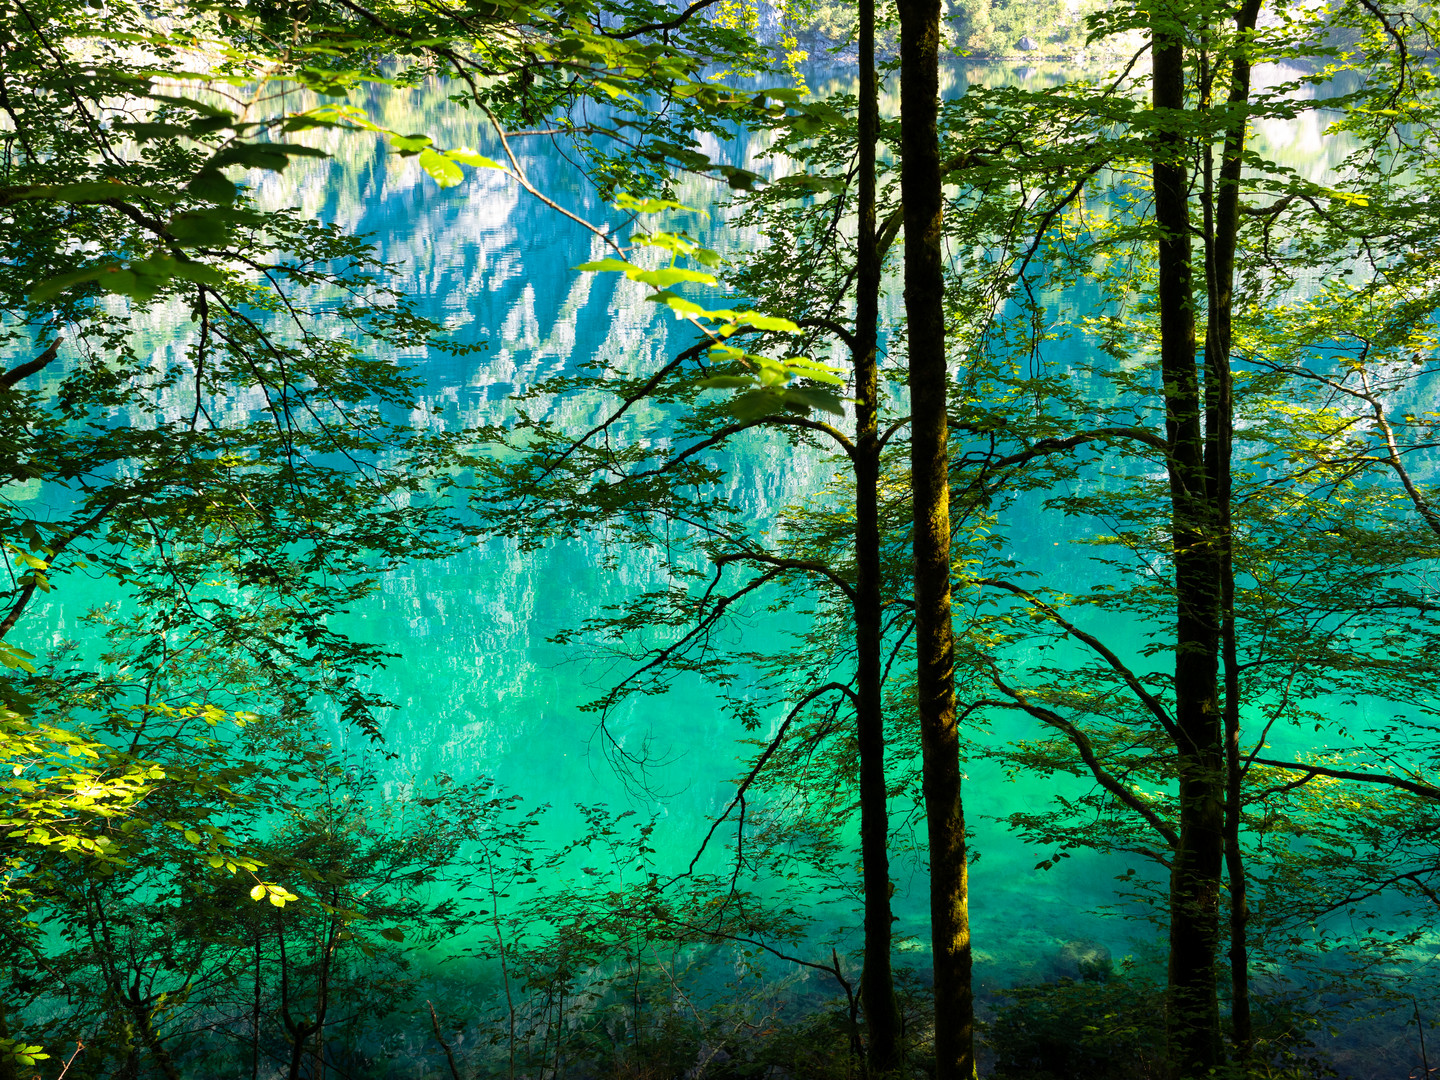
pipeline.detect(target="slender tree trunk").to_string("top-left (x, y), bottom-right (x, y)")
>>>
top-left (854, 0), bottom-right (903, 1071)
top-left (554, 986), bottom-right (565, 1079)
top-left (1152, 7), bottom-right (1225, 1074)
top-left (86, 882), bottom-right (183, 1080)
top-left (1221, 572), bottom-right (1250, 1059)
top-left (253, 937), bottom-right (263, 1080)
top-left (277, 916), bottom-right (319, 1080)
top-left (127, 977), bottom-right (183, 1080)
top-left (485, 858), bottom-right (520, 1080)
top-left (311, 915), bottom-right (338, 1080)
top-left (895, 2), bottom-right (975, 1076)
top-left (1208, 0), bottom-right (1262, 1060)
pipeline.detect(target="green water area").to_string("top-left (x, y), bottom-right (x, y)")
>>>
top-left (10, 46), bottom-right (1438, 1080)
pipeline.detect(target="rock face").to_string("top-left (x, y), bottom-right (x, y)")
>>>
top-left (1047, 939), bottom-right (1113, 982)
top-left (1017, 35), bottom-right (1041, 50)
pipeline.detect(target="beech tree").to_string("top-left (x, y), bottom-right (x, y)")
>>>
top-left (473, 133), bottom-right (917, 1079)
top-left (469, 16), bottom-right (1056, 1074)
top-left (893, 0), bottom-right (976, 1071)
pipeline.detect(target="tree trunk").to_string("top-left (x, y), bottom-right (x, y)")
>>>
top-left (127, 977), bottom-right (183, 1080)
top-left (895, 0), bottom-right (976, 1075)
top-left (855, 0), bottom-right (903, 1069)
top-left (1222, 579), bottom-right (1250, 1061)
top-left (253, 934), bottom-right (264, 1080)
top-left (1152, 7), bottom-right (1226, 1074)
top-left (1208, 0), bottom-right (1262, 1061)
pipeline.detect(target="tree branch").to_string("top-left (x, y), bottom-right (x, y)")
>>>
top-left (1, 337), bottom-right (63, 388)
top-left (982, 679), bottom-right (1180, 848)
top-left (974, 577), bottom-right (1179, 742)
top-left (671, 680), bottom-right (858, 882)
top-left (715, 551), bottom-right (856, 603)
top-left (1249, 756), bottom-right (1440, 801)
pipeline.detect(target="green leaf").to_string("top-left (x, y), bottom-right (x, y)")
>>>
top-left (614, 192), bottom-right (701, 215)
top-left (780, 387), bottom-right (845, 415)
top-left (34, 255), bottom-right (225, 302)
top-left (389, 132), bottom-right (433, 154)
top-left (772, 173), bottom-right (847, 194)
top-left (118, 117), bottom-right (232, 141)
top-left (633, 231), bottom-right (707, 259)
top-left (0, 643), bottom-right (36, 673)
top-left (187, 169), bottom-right (237, 204)
top-left (167, 261), bottom-right (226, 287)
top-left (630, 266), bottom-right (717, 289)
top-left (644, 140), bottom-right (712, 170)
top-left (419, 147), bottom-right (464, 188)
top-left (651, 293), bottom-right (737, 321)
top-left (280, 115), bottom-right (334, 133)
top-left (27, 266), bottom-right (97, 302)
top-left (734, 312), bottom-right (799, 332)
top-left (591, 78), bottom-right (632, 101)
top-left (168, 210), bottom-right (231, 247)
top-left (727, 389), bottom-right (783, 420)
top-left (574, 258), bottom-right (634, 274)
top-left (719, 166), bottom-right (762, 191)
top-left (762, 86), bottom-right (805, 104)
top-left (294, 65), bottom-right (365, 97)
top-left (446, 148), bottom-right (506, 170)
top-left (780, 356), bottom-right (845, 383)
top-left (379, 926), bottom-right (405, 942)
top-left (210, 142), bottom-right (324, 172)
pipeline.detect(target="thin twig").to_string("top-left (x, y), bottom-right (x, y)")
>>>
top-left (426, 1002), bottom-right (463, 1080)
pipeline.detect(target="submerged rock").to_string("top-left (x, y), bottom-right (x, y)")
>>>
top-left (1048, 939), bottom-right (1113, 982)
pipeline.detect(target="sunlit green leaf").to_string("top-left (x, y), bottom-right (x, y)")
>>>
top-left (419, 147), bottom-right (464, 188)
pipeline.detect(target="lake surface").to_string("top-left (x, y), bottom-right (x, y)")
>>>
top-left (23, 52), bottom-right (1425, 1074)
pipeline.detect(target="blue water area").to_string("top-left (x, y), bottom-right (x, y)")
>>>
top-left (20, 54), bottom-right (1428, 1074)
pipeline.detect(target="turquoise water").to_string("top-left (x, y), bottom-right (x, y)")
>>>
top-left (19, 53), bottom-right (1431, 1075)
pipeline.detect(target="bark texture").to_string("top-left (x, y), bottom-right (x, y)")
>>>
top-left (1207, 0), bottom-right (1263, 1060)
top-left (855, 0), bottom-right (902, 1067)
top-left (1152, 5), bottom-right (1225, 1072)
top-left (896, 0), bottom-right (975, 1074)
